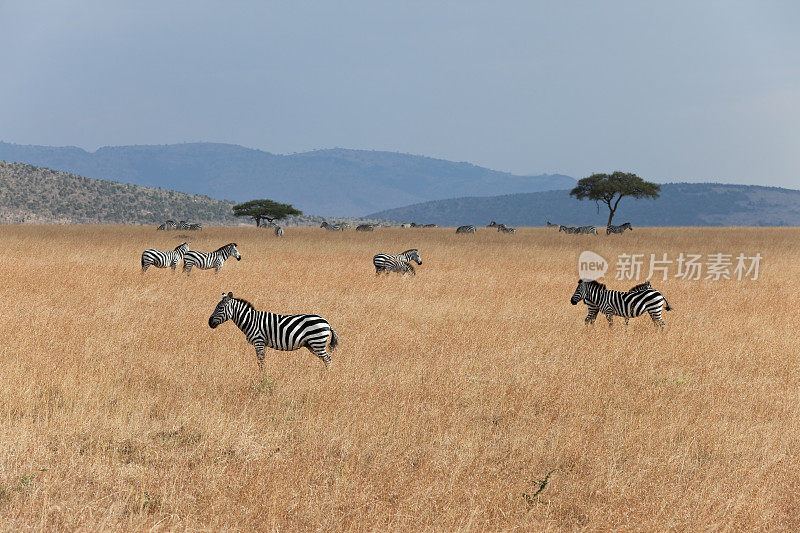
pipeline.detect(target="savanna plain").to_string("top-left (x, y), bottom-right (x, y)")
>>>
top-left (0, 225), bottom-right (798, 531)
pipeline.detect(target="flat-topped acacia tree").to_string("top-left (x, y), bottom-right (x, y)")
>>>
top-left (232, 199), bottom-right (302, 227)
top-left (570, 172), bottom-right (660, 226)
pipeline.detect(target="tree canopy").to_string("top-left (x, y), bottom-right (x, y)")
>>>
top-left (570, 172), bottom-right (660, 226)
top-left (232, 199), bottom-right (301, 227)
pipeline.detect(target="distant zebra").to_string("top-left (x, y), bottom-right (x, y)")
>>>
top-left (607, 222), bottom-right (633, 235)
top-left (423, 224), bottom-right (437, 228)
top-left (356, 224), bottom-right (375, 232)
top-left (187, 223), bottom-right (203, 231)
top-left (577, 225), bottom-right (598, 235)
top-left (157, 220), bottom-right (177, 231)
top-left (571, 279), bottom-right (672, 328)
top-left (274, 225), bottom-right (284, 237)
top-left (400, 223), bottom-right (412, 228)
top-left (487, 221), bottom-right (498, 228)
top-left (208, 292), bottom-right (339, 370)
top-left (373, 249), bottom-right (422, 276)
top-left (559, 225), bottom-right (580, 234)
top-left (183, 243), bottom-right (241, 274)
top-left (141, 241), bottom-right (190, 272)
top-left (321, 222), bottom-right (343, 231)
top-left (498, 224), bottom-right (516, 234)
top-left (546, 221), bottom-right (557, 228)
top-left (177, 221), bottom-right (191, 230)
top-left (456, 225), bottom-right (476, 234)
top-left (339, 222), bottom-right (352, 229)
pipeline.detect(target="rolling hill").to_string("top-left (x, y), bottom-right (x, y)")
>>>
top-left (367, 183), bottom-right (800, 227)
top-left (0, 142), bottom-right (575, 217)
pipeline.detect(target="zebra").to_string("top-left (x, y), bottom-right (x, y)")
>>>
top-left (208, 292), bottom-right (339, 370)
top-left (141, 241), bottom-right (190, 272)
top-left (157, 220), bottom-right (177, 231)
top-left (321, 221), bottom-right (343, 231)
top-left (373, 249), bottom-right (422, 276)
top-left (607, 222), bottom-right (633, 235)
top-left (274, 225), bottom-right (284, 237)
top-left (456, 225), bottom-right (476, 234)
top-left (176, 221), bottom-right (191, 230)
top-left (487, 221), bottom-right (498, 228)
top-left (570, 279), bottom-right (672, 328)
top-left (546, 221), bottom-right (558, 228)
top-left (577, 225), bottom-right (598, 235)
top-left (183, 243), bottom-right (241, 274)
top-left (497, 224), bottom-right (516, 234)
top-left (400, 223), bottom-right (412, 228)
top-left (187, 223), bottom-right (203, 231)
top-left (423, 224), bottom-right (437, 228)
top-left (356, 224), bottom-right (375, 232)
top-left (559, 225), bottom-right (580, 234)
top-left (339, 222), bottom-right (352, 229)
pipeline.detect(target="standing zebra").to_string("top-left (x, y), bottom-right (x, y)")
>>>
top-left (570, 279), bottom-right (672, 328)
top-left (577, 225), bottom-right (598, 235)
top-left (456, 225), bottom-right (476, 234)
top-left (208, 292), bottom-right (339, 370)
top-left (546, 221), bottom-right (557, 228)
top-left (497, 224), bottom-right (516, 234)
top-left (559, 225), bottom-right (580, 234)
top-left (356, 224), bottom-right (375, 232)
top-left (141, 241), bottom-right (190, 272)
top-left (487, 221), bottom-right (498, 228)
top-left (607, 222), bottom-right (633, 235)
top-left (373, 249), bottom-right (422, 276)
top-left (321, 221), bottom-right (343, 231)
top-left (157, 220), bottom-right (177, 231)
top-left (183, 243), bottom-right (241, 274)
top-left (187, 223), bottom-right (203, 231)
top-left (274, 225), bottom-right (284, 237)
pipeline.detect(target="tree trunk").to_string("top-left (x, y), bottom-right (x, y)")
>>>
top-left (255, 217), bottom-right (261, 227)
top-left (606, 209), bottom-right (615, 227)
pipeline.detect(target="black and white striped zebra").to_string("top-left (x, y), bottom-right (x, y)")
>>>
top-left (141, 241), bottom-right (190, 272)
top-left (373, 249), bottom-right (422, 276)
top-left (607, 222), bottom-right (633, 235)
top-left (274, 225), bottom-right (284, 237)
top-left (208, 292), bottom-right (339, 370)
top-left (559, 225), bottom-right (580, 234)
top-left (187, 223), bottom-right (202, 231)
top-left (356, 224), bottom-right (375, 232)
top-left (157, 220), bottom-right (177, 231)
top-left (183, 243), bottom-right (241, 274)
top-left (321, 221), bottom-right (343, 231)
top-left (546, 221), bottom-right (557, 228)
top-left (487, 221), bottom-right (498, 228)
top-left (456, 225), bottom-right (476, 234)
top-left (577, 225), bottom-right (598, 235)
top-left (423, 224), bottom-right (437, 228)
top-left (497, 224), bottom-right (516, 234)
top-left (570, 279), bottom-right (672, 328)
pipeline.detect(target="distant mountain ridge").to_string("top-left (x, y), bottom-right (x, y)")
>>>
top-left (0, 142), bottom-right (576, 217)
top-left (367, 183), bottom-right (800, 227)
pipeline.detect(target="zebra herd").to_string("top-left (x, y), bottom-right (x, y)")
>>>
top-left (157, 220), bottom-right (203, 231)
top-left (549, 221), bottom-right (634, 235)
top-left (141, 242), bottom-right (241, 274)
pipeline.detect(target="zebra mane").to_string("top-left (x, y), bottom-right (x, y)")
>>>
top-left (627, 281), bottom-right (651, 292)
top-left (232, 297), bottom-right (255, 310)
top-left (585, 279), bottom-right (607, 291)
top-left (402, 249), bottom-right (418, 255)
top-left (215, 242), bottom-right (237, 253)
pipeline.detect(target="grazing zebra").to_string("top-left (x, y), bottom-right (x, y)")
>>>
top-left (141, 241), bottom-right (190, 272)
top-left (183, 243), bottom-right (241, 274)
top-left (607, 222), bottom-right (633, 235)
top-left (487, 221), bottom-right (498, 228)
top-left (356, 224), bottom-right (375, 232)
top-left (570, 279), bottom-right (672, 328)
top-left (546, 221), bottom-right (557, 228)
top-left (208, 292), bottom-right (339, 370)
top-left (577, 225), bottom-right (598, 235)
top-left (321, 221), bottom-right (343, 231)
top-left (498, 224), bottom-right (516, 234)
top-left (274, 225), bottom-right (284, 237)
top-left (157, 220), bottom-right (177, 231)
top-left (559, 225), bottom-right (580, 234)
top-left (456, 225), bottom-right (476, 234)
top-left (373, 249), bottom-right (422, 276)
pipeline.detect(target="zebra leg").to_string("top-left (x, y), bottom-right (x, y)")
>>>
top-left (624, 317), bottom-right (630, 326)
top-left (183, 264), bottom-right (192, 275)
top-left (306, 342), bottom-right (331, 369)
top-left (255, 346), bottom-right (266, 371)
top-left (649, 310), bottom-right (666, 328)
top-left (605, 314), bottom-right (614, 327)
top-left (585, 307), bottom-right (599, 325)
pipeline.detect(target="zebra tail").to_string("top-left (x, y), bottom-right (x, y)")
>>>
top-left (328, 328), bottom-right (339, 352)
top-left (663, 295), bottom-right (673, 311)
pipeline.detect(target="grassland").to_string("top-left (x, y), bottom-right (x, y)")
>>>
top-left (0, 225), bottom-right (798, 531)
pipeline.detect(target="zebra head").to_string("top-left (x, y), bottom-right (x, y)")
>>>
top-left (230, 243), bottom-right (241, 261)
top-left (570, 279), bottom-right (587, 305)
top-left (405, 249), bottom-right (422, 265)
top-left (175, 241), bottom-right (190, 252)
top-left (209, 292), bottom-right (234, 328)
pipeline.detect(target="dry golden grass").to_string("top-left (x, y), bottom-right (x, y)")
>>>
top-left (0, 225), bottom-right (798, 531)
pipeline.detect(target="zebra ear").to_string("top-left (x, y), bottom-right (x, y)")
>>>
top-left (227, 291), bottom-right (233, 299)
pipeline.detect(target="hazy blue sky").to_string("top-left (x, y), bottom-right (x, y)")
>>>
top-left (1, 1), bottom-right (798, 186)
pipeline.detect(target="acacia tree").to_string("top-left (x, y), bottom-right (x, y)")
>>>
top-left (570, 172), bottom-right (660, 226)
top-left (232, 199), bottom-right (301, 227)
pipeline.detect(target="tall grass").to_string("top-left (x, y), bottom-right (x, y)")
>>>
top-left (0, 225), bottom-right (797, 530)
